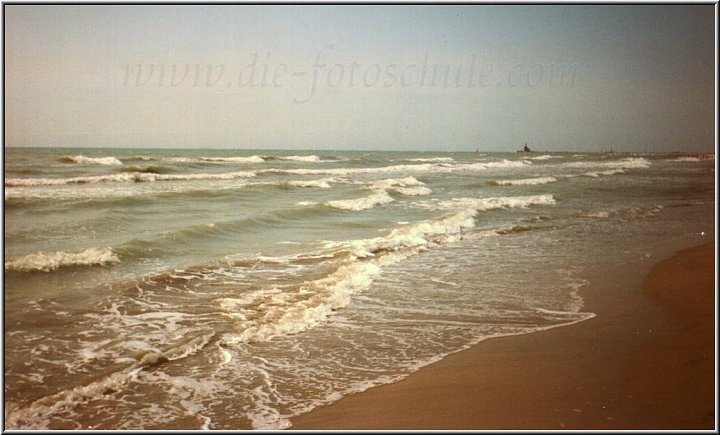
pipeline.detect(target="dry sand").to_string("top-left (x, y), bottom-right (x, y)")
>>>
top-left (291, 242), bottom-right (715, 430)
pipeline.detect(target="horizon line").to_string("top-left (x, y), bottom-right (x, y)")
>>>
top-left (3, 145), bottom-right (716, 155)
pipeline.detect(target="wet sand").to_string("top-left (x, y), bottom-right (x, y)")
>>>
top-left (291, 242), bottom-right (715, 429)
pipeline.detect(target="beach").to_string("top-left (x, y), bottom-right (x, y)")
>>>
top-left (291, 241), bottom-right (716, 430)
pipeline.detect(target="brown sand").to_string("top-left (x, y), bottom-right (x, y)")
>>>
top-left (291, 242), bottom-right (715, 430)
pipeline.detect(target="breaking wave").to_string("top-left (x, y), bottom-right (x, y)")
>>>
top-left (220, 261), bottom-right (382, 344)
top-left (287, 178), bottom-right (339, 188)
top-left (561, 157), bottom-right (651, 170)
top-left (279, 155), bottom-right (322, 162)
top-left (527, 155), bottom-right (561, 161)
top-left (260, 159), bottom-right (529, 177)
top-left (200, 156), bottom-right (266, 163)
top-left (392, 186), bottom-right (433, 196)
top-left (58, 155), bottom-right (122, 165)
top-left (367, 176), bottom-right (425, 189)
top-left (5, 247), bottom-right (120, 272)
top-left (325, 190), bottom-right (394, 211)
top-left (219, 193), bottom-right (557, 345)
top-left (418, 194), bottom-right (556, 212)
top-left (5, 171), bottom-right (256, 186)
top-left (167, 155), bottom-right (328, 164)
top-left (407, 157), bottom-right (454, 163)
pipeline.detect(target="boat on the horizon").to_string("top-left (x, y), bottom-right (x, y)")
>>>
top-left (517, 143), bottom-right (532, 153)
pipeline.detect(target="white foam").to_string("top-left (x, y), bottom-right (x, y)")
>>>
top-left (221, 261), bottom-right (382, 344)
top-left (407, 157), bottom-right (454, 163)
top-left (426, 194), bottom-right (556, 212)
top-left (494, 176), bottom-right (557, 186)
top-left (62, 155), bottom-right (122, 165)
top-left (4, 366), bottom-right (143, 429)
top-left (366, 177), bottom-right (431, 196)
top-left (6, 173), bottom-right (133, 186)
top-left (281, 155), bottom-right (321, 162)
top-left (262, 163), bottom-right (433, 177)
top-left (527, 155), bottom-right (560, 161)
top-left (259, 159), bottom-right (529, 178)
top-left (368, 176), bottom-right (425, 189)
top-left (217, 197), bottom-right (545, 346)
top-left (671, 157), bottom-right (701, 162)
top-left (326, 209), bottom-right (480, 258)
top-left (166, 157), bottom-right (196, 163)
top-left (579, 169), bottom-right (626, 178)
top-left (288, 178), bottom-right (337, 188)
top-left (5, 247), bottom-right (120, 272)
top-left (200, 156), bottom-right (266, 163)
top-left (452, 160), bottom-right (531, 171)
top-left (325, 190), bottom-right (394, 211)
top-left (136, 171), bottom-right (257, 182)
top-left (5, 171), bottom-right (256, 186)
top-left (562, 157), bottom-right (651, 170)
top-left (583, 211), bottom-right (610, 218)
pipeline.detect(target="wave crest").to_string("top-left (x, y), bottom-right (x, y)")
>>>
top-left (326, 190), bottom-right (394, 211)
top-left (58, 155), bottom-right (122, 165)
top-left (562, 157), bottom-right (651, 170)
top-left (5, 171), bottom-right (256, 186)
top-left (287, 178), bottom-right (338, 188)
top-left (280, 155), bottom-right (321, 162)
top-left (407, 157), bottom-right (454, 163)
top-left (200, 156), bottom-right (266, 163)
top-left (5, 247), bottom-right (120, 272)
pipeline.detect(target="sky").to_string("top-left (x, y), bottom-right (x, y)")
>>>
top-left (3, 5), bottom-right (716, 152)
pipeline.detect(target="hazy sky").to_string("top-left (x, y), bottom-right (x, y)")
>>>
top-left (4, 5), bottom-right (715, 152)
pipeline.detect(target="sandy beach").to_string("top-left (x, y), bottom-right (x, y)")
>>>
top-left (291, 241), bottom-right (716, 430)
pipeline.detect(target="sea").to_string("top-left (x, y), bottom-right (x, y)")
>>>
top-left (3, 147), bottom-right (715, 429)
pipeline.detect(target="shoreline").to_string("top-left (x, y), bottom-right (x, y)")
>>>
top-left (290, 241), bottom-right (715, 430)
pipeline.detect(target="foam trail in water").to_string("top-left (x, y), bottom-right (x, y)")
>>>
top-left (577, 169), bottom-right (626, 178)
top-left (200, 156), bottom-right (266, 163)
top-left (494, 177), bottom-right (557, 186)
top-left (5, 331), bottom-right (215, 429)
top-left (5, 247), bottom-right (120, 272)
top-left (527, 155), bottom-right (560, 161)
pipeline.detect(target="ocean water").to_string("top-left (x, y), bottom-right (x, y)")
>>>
top-left (3, 148), bottom-right (715, 429)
